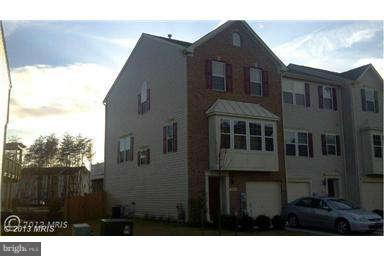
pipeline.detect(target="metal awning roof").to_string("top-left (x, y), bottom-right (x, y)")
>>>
top-left (206, 99), bottom-right (279, 121)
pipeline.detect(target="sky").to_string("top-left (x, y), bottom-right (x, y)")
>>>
top-left (3, 20), bottom-right (383, 163)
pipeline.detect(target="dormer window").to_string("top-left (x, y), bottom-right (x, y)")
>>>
top-left (232, 32), bottom-right (241, 47)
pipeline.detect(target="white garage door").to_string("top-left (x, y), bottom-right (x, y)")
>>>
top-left (287, 182), bottom-right (310, 203)
top-left (360, 182), bottom-right (383, 211)
top-left (246, 182), bottom-right (281, 218)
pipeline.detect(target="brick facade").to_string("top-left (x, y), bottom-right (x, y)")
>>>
top-left (186, 21), bottom-right (287, 215)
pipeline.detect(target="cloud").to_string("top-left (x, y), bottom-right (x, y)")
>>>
top-left (273, 22), bottom-right (382, 72)
top-left (8, 63), bottom-right (117, 162)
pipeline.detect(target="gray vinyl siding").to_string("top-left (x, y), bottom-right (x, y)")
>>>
top-left (342, 67), bottom-right (383, 204)
top-left (282, 78), bottom-right (346, 197)
top-left (104, 36), bottom-right (188, 219)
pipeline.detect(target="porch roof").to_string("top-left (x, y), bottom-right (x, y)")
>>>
top-left (206, 99), bottom-right (279, 121)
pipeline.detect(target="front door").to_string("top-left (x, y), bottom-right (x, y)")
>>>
top-left (327, 179), bottom-right (339, 197)
top-left (209, 176), bottom-right (220, 223)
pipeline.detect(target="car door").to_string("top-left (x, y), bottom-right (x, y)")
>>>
top-left (311, 199), bottom-right (334, 229)
top-left (294, 198), bottom-right (315, 227)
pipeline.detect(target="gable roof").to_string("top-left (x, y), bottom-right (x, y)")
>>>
top-left (187, 20), bottom-right (286, 70)
top-left (339, 64), bottom-right (372, 81)
top-left (151, 35), bottom-right (192, 48)
top-left (206, 99), bottom-right (279, 121)
top-left (286, 64), bottom-right (350, 84)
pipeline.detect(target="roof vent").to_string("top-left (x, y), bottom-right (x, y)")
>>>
top-left (167, 34), bottom-right (172, 39)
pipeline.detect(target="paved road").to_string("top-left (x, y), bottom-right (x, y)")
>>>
top-left (286, 227), bottom-right (383, 236)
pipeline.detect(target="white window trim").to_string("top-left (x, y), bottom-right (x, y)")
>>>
top-left (218, 117), bottom-right (276, 153)
top-left (364, 88), bottom-right (376, 112)
top-left (325, 133), bottom-right (337, 155)
top-left (250, 68), bottom-right (263, 97)
top-left (220, 119), bottom-right (231, 149)
top-left (284, 129), bottom-right (310, 158)
top-left (249, 122), bottom-right (262, 151)
top-left (322, 86), bottom-right (334, 110)
top-left (212, 61), bottom-right (226, 92)
top-left (283, 80), bottom-right (306, 106)
top-left (232, 32), bottom-right (241, 47)
top-left (372, 134), bottom-right (383, 158)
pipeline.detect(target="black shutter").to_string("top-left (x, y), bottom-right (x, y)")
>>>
top-left (332, 87), bottom-right (337, 110)
top-left (244, 67), bottom-right (250, 95)
top-left (361, 88), bottom-right (367, 111)
top-left (262, 70), bottom-right (269, 97)
top-left (305, 83), bottom-right (311, 107)
top-left (308, 133), bottom-right (314, 158)
top-left (321, 134), bottom-right (327, 155)
top-left (318, 86), bottom-right (324, 109)
top-left (130, 136), bottom-right (134, 161)
top-left (374, 90), bottom-right (379, 113)
top-left (173, 122), bottom-right (177, 152)
top-left (137, 151), bottom-right (141, 166)
top-left (336, 135), bottom-right (341, 156)
top-left (147, 149), bottom-right (150, 164)
top-left (206, 60), bottom-right (212, 89)
top-left (225, 63), bottom-right (233, 92)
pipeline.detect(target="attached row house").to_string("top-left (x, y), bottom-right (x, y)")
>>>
top-left (103, 20), bottom-right (383, 221)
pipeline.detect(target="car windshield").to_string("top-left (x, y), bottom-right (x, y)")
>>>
top-left (327, 199), bottom-right (359, 210)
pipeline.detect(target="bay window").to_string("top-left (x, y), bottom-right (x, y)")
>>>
top-left (265, 125), bottom-right (274, 151)
top-left (220, 119), bottom-right (231, 149)
top-left (249, 122), bottom-right (262, 151)
top-left (234, 121), bottom-right (246, 149)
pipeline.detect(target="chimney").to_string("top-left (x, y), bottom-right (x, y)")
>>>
top-left (167, 34), bottom-right (172, 39)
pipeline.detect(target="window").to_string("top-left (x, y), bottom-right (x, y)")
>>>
top-left (364, 88), bottom-right (376, 112)
top-left (250, 68), bottom-right (262, 96)
top-left (298, 132), bottom-right (309, 156)
top-left (283, 80), bottom-right (305, 106)
top-left (163, 122), bottom-right (177, 153)
top-left (220, 119), bottom-right (231, 149)
top-left (265, 125), bottom-right (274, 151)
top-left (232, 32), bottom-right (241, 47)
top-left (212, 61), bottom-right (226, 91)
top-left (249, 123), bottom-right (262, 151)
top-left (234, 121), bottom-right (246, 149)
top-left (295, 198), bottom-right (312, 207)
top-left (138, 149), bottom-right (150, 166)
top-left (323, 87), bottom-right (333, 110)
top-left (373, 135), bottom-right (383, 158)
top-left (138, 81), bottom-right (150, 114)
top-left (166, 125), bottom-right (174, 152)
top-left (325, 134), bottom-right (337, 155)
top-left (285, 131), bottom-right (296, 156)
top-left (118, 136), bottom-right (133, 163)
top-left (285, 130), bottom-right (309, 157)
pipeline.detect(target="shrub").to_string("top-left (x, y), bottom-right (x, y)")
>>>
top-left (271, 215), bottom-right (285, 229)
top-left (238, 215), bottom-right (254, 231)
top-left (188, 194), bottom-right (207, 227)
top-left (255, 215), bottom-right (271, 230)
top-left (221, 214), bottom-right (237, 230)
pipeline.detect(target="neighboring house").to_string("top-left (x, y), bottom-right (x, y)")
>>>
top-left (15, 167), bottom-right (90, 206)
top-left (1, 143), bottom-right (24, 210)
top-left (283, 64), bottom-right (383, 211)
top-left (90, 162), bottom-right (104, 192)
top-left (104, 20), bottom-right (383, 221)
top-left (104, 20), bottom-right (287, 221)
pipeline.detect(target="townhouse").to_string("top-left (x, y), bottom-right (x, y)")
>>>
top-left (282, 64), bottom-right (383, 211)
top-left (103, 20), bottom-right (383, 221)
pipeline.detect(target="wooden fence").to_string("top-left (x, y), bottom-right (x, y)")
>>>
top-left (64, 192), bottom-right (106, 222)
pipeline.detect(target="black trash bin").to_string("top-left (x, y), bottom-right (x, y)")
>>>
top-left (111, 205), bottom-right (122, 218)
top-left (100, 219), bottom-right (133, 236)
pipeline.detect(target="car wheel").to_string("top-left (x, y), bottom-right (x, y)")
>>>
top-left (288, 214), bottom-right (299, 228)
top-left (336, 219), bottom-right (350, 235)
